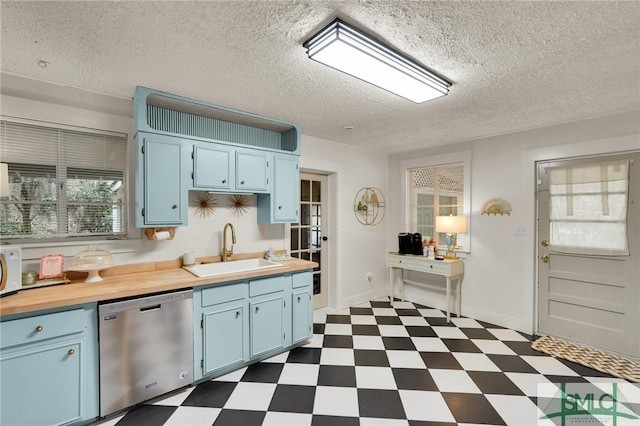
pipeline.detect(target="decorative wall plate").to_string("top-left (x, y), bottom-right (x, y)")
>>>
top-left (481, 197), bottom-right (512, 215)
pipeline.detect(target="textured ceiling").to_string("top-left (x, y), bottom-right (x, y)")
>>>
top-left (1, 1), bottom-right (639, 153)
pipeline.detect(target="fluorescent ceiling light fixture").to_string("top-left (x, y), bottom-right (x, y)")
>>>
top-left (303, 18), bottom-right (451, 103)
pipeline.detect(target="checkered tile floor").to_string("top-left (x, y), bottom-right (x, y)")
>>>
top-left (95, 299), bottom-right (636, 426)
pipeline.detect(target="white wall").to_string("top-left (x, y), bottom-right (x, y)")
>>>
top-left (2, 89), bottom-right (390, 311)
top-left (388, 110), bottom-right (640, 333)
top-left (300, 135), bottom-right (389, 309)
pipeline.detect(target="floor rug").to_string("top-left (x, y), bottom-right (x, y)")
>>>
top-left (532, 335), bottom-right (639, 382)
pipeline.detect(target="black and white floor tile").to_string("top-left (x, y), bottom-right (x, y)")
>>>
top-left (95, 299), bottom-right (636, 426)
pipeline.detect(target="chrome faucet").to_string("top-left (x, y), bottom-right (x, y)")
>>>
top-left (222, 223), bottom-right (236, 262)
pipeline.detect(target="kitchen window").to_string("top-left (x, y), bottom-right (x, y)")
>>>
top-left (409, 163), bottom-right (464, 247)
top-left (402, 151), bottom-right (471, 252)
top-left (0, 120), bottom-right (127, 241)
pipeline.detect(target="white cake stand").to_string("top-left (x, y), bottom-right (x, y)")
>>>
top-left (69, 264), bottom-right (112, 283)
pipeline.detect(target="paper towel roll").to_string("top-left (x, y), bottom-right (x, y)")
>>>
top-left (154, 230), bottom-right (171, 240)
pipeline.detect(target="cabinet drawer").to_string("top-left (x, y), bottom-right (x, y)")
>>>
top-left (292, 271), bottom-right (312, 289)
top-left (202, 283), bottom-right (247, 307)
top-left (387, 255), bottom-right (416, 268)
top-left (417, 262), bottom-right (451, 275)
top-left (0, 308), bottom-right (84, 349)
top-left (249, 275), bottom-right (287, 297)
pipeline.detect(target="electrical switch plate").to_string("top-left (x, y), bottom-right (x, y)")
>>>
top-left (515, 225), bottom-right (526, 236)
top-left (259, 227), bottom-right (268, 240)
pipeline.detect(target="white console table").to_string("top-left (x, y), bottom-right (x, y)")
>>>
top-left (387, 252), bottom-right (464, 322)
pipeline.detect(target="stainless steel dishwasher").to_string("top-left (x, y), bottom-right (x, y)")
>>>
top-left (98, 289), bottom-right (193, 417)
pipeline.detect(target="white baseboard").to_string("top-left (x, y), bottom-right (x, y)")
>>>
top-left (401, 287), bottom-right (533, 335)
top-left (337, 288), bottom-right (388, 310)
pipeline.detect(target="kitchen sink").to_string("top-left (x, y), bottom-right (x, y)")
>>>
top-left (183, 258), bottom-right (282, 278)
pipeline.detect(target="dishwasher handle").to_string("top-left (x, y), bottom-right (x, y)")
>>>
top-left (140, 304), bottom-right (161, 312)
top-left (99, 289), bottom-right (193, 315)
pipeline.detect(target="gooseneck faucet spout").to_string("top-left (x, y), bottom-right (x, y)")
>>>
top-left (222, 223), bottom-right (236, 262)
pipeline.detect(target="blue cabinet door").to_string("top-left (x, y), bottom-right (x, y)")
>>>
top-left (193, 144), bottom-right (233, 190)
top-left (0, 304), bottom-right (99, 426)
top-left (273, 154), bottom-right (299, 222)
top-left (292, 289), bottom-right (312, 344)
top-left (139, 133), bottom-right (187, 226)
top-left (1, 340), bottom-right (84, 426)
top-left (203, 303), bottom-right (246, 376)
top-left (257, 153), bottom-right (299, 224)
top-left (236, 149), bottom-right (269, 193)
top-left (250, 295), bottom-right (284, 358)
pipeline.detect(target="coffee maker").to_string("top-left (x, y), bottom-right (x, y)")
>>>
top-left (398, 232), bottom-right (423, 255)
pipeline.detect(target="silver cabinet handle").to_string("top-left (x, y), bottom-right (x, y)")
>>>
top-left (236, 311), bottom-right (241, 318)
top-left (35, 325), bottom-right (43, 332)
top-left (255, 306), bottom-right (260, 313)
top-left (297, 296), bottom-right (301, 302)
top-left (68, 349), bottom-right (75, 356)
top-left (172, 204), bottom-right (178, 209)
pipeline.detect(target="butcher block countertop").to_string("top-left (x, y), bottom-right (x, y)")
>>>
top-left (0, 254), bottom-right (317, 317)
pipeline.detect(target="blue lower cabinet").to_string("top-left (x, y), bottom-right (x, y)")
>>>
top-left (194, 270), bottom-right (313, 381)
top-left (0, 304), bottom-right (99, 426)
top-left (292, 288), bottom-right (312, 344)
top-left (250, 295), bottom-right (285, 359)
top-left (202, 303), bottom-right (247, 376)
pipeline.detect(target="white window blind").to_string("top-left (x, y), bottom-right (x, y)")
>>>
top-left (549, 158), bottom-right (630, 256)
top-left (0, 120), bottom-right (128, 241)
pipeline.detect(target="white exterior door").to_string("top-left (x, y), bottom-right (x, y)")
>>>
top-left (536, 152), bottom-right (639, 360)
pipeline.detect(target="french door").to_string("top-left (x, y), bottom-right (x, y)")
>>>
top-left (290, 173), bottom-right (328, 309)
top-left (536, 152), bottom-right (639, 359)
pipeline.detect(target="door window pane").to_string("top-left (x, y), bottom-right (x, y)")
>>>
top-left (312, 180), bottom-right (321, 202)
top-left (301, 180), bottom-right (311, 202)
top-left (313, 273), bottom-right (321, 295)
top-left (312, 251), bottom-right (320, 271)
top-left (300, 228), bottom-right (310, 250)
top-left (301, 204), bottom-right (310, 226)
top-left (290, 228), bottom-right (299, 250)
top-left (312, 204), bottom-right (321, 226)
top-left (548, 159), bottom-right (629, 255)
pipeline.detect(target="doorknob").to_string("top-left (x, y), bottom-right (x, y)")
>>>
top-left (540, 254), bottom-right (549, 263)
top-left (541, 240), bottom-right (549, 247)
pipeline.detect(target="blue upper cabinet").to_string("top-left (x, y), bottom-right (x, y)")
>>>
top-left (133, 87), bottom-right (301, 225)
top-left (135, 132), bottom-right (188, 227)
top-left (236, 148), bottom-right (269, 193)
top-left (192, 143), bottom-right (233, 191)
top-left (257, 153), bottom-right (299, 223)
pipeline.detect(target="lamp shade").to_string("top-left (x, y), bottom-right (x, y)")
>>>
top-left (0, 163), bottom-right (9, 197)
top-left (435, 216), bottom-right (467, 234)
top-left (303, 19), bottom-right (451, 103)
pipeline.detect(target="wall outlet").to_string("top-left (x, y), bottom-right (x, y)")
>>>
top-left (366, 272), bottom-right (373, 282)
top-left (259, 227), bottom-right (268, 240)
top-left (515, 225), bottom-right (526, 236)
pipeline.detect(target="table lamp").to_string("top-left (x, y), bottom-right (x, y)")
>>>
top-left (435, 215), bottom-right (467, 259)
